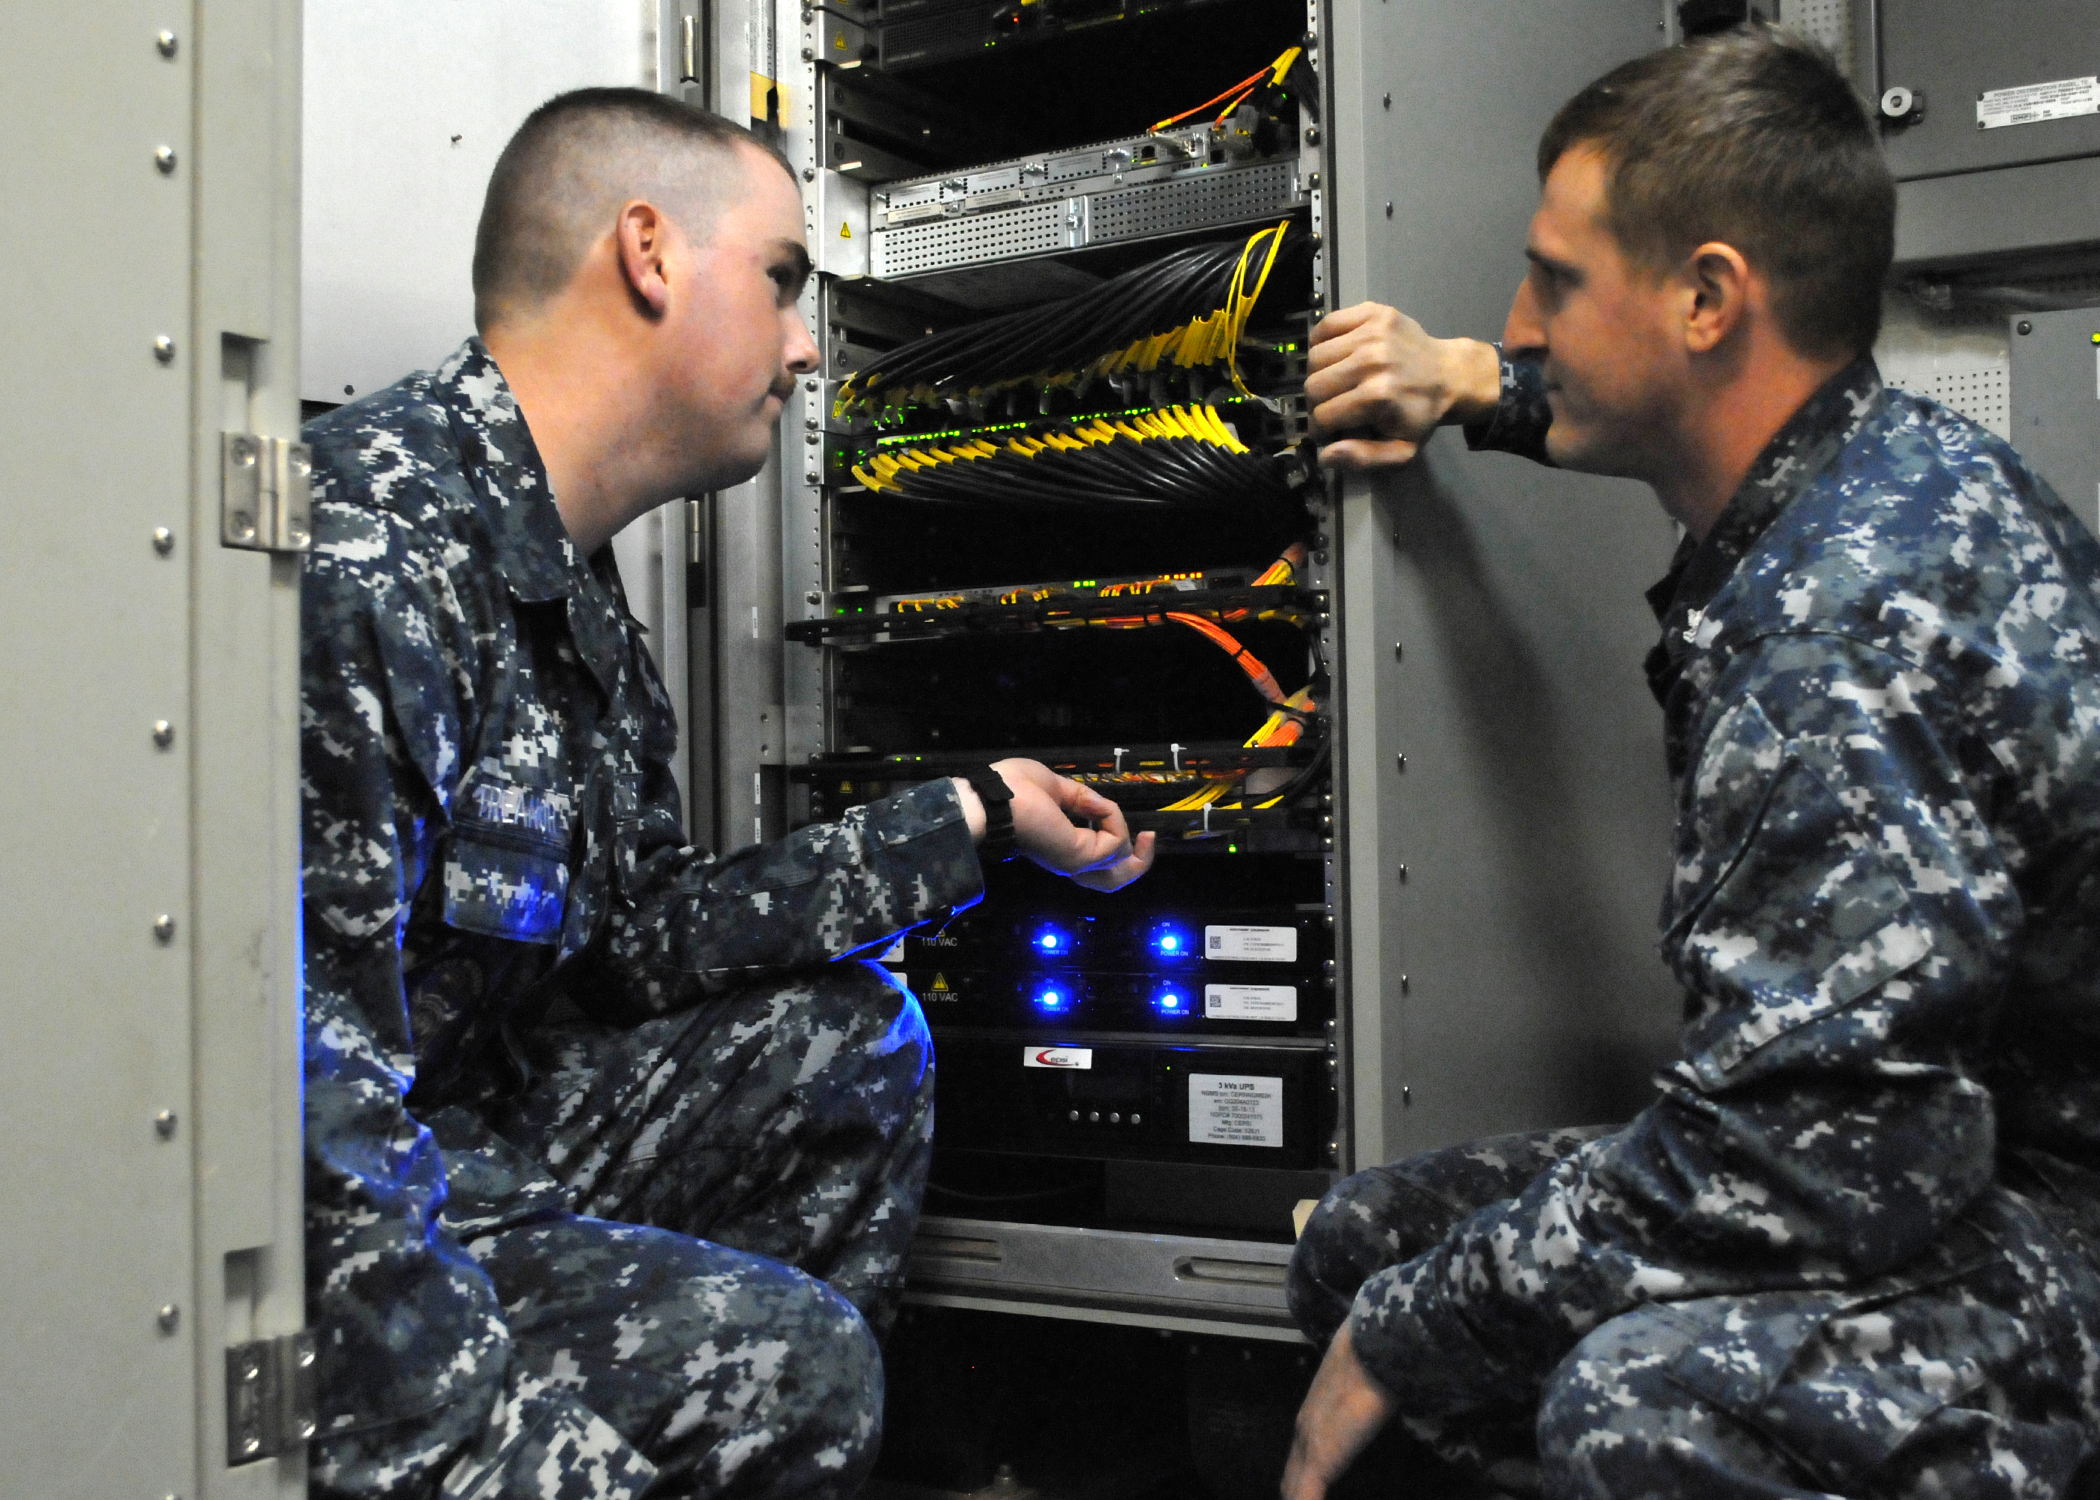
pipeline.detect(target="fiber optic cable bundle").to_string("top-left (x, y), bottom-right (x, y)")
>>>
top-left (851, 402), bottom-right (1299, 510)
top-left (836, 221), bottom-right (1305, 421)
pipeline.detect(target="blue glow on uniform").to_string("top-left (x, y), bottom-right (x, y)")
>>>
top-left (1033, 923), bottom-right (1074, 955)
top-left (1032, 983), bottom-right (1072, 1014)
top-left (1149, 923), bottom-right (1194, 960)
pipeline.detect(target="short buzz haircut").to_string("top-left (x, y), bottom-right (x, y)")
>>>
top-left (1538, 25), bottom-right (1894, 359)
top-left (471, 87), bottom-right (798, 332)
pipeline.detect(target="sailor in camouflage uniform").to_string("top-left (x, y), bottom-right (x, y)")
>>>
top-left (299, 91), bottom-right (1150, 1498)
top-left (1286, 29), bottom-right (2100, 1500)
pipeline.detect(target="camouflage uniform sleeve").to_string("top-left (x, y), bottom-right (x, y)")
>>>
top-left (301, 502), bottom-right (528, 1487)
top-left (586, 779), bottom-right (985, 1021)
top-left (1460, 348), bottom-right (1553, 466)
top-left (1347, 632), bottom-right (2009, 1420)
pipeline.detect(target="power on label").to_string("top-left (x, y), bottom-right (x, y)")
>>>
top-left (1189, 1073), bottom-right (1284, 1147)
top-left (1205, 924), bottom-right (1297, 962)
top-left (1204, 984), bottom-right (1298, 1021)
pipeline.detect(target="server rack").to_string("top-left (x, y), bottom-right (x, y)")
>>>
top-left (668, 0), bottom-right (1686, 1342)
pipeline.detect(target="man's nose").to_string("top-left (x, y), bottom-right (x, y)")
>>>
top-left (784, 310), bottom-right (820, 376)
top-left (1502, 277), bottom-right (1545, 360)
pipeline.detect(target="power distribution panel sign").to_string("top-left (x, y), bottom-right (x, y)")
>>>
top-left (1978, 76), bottom-right (2099, 132)
top-left (1189, 1073), bottom-right (1284, 1148)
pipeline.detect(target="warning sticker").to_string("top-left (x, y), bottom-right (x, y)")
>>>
top-left (1204, 984), bottom-right (1298, 1022)
top-left (1205, 924), bottom-right (1297, 963)
top-left (1189, 1073), bottom-right (1284, 1147)
top-left (1978, 76), bottom-right (2099, 131)
top-left (924, 971), bottom-right (955, 1001)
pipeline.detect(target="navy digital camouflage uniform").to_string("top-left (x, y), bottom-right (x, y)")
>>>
top-left (1290, 353), bottom-right (2100, 1497)
top-left (300, 338), bottom-right (984, 1498)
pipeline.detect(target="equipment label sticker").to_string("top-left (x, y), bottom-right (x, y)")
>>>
top-left (1024, 1046), bottom-right (1092, 1069)
top-left (1204, 984), bottom-right (1298, 1022)
top-left (1978, 76), bottom-right (2098, 131)
top-left (1189, 1073), bottom-right (1284, 1147)
top-left (1205, 924), bottom-right (1297, 963)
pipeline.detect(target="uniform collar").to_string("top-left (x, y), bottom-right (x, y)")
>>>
top-left (433, 338), bottom-right (629, 700)
top-left (1643, 356), bottom-right (1886, 712)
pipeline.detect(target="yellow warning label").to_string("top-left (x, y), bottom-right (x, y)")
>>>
top-left (929, 972), bottom-right (951, 993)
top-left (840, 221), bottom-right (853, 239)
top-left (833, 32), bottom-right (849, 49)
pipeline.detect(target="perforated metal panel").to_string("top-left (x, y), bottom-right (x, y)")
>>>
top-left (1884, 360), bottom-right (2013, 438)
top-left (873, 200), bottom-right (1072, 276)
top-left (1088, 160), bottom-right (1300, 242)
top-left (872, 162), bottom-right (1304, 279)
top-left (1779, 0), bottom-right (1855, 78)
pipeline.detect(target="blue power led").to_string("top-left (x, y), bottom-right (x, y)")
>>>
top-left (1031, 982), bottom-right (1074, 1014)
top-left (1032, 923), bottom-right (1075, 956)
top-left (1148, 922), bottom-right (1194, 960)
top-left (1151, 984), bottom-right (1189, 1016)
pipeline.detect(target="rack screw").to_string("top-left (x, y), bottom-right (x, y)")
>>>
top-left (1397, 864), bottom-right (1408, 882)
top-left (157, 1304), bottom-right (180, 1333)
top-left (2017, 320), bottom-right (2033, 336)
top-left (153, 528), bottom-right (175, 556)
top-left (1399, 974), bottom-right (1410, 993)
top-left (1385, 201), bottom-right (1394, 218)
top-left (154, 335), bottom-right (176, 363)
top-left (155, 1110), bottom-right (178, 1139)
top-left (1392, 641), bottom-right (1403, 661)
top-left (152, 720), bottom-right (175, 748)
top-left (1401, 1085), bottom-right (1412, 1106)
top-left (154, 144), bottom-right (177, 174)
top-left (153, 914), bottom-right (176, 942)
top-left (1395, 753), bottom-right (1407, 771)
top-left (156, 30), bottom-right (178, 57)
top-left (802, 166), bottom-right (815, 181)
top-left (1382, 92), bottom-right (1392, 109)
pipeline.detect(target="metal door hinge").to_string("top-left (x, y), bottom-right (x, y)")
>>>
top-left (226, 1329), bottom-right (317, 1465)
top-left (221, 432), bottom-right (313, 553)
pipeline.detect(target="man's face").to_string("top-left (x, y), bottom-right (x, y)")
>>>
top-left (1503, 144), bottom-right (1685, 479)
top-left (659, 146), bottom-right (818, 491)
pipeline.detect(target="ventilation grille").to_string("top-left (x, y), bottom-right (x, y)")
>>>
top-left (1088, 161), bottom-right (1300, 242)
top-left (874, 202), bottom-right (1071, 277)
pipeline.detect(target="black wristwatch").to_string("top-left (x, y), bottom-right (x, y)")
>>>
top-left (963, 765), bottom-right (1017, 862)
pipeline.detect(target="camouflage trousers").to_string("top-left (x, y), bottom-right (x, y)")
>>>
top-left (441, 960), bottom-right (933, 1500)
top-left (1289, 1129), bottom-right (2100, 1499)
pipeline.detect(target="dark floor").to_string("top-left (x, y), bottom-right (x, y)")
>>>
top-left (868, 1306), bottom-right (1497, 1500)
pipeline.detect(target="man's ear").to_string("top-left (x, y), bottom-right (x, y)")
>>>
top-left (616, 200), bottom-right (672, 318)
top-left (1682, 240), bottom-right (1751, 355)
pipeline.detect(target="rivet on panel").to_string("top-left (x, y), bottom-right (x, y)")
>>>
top-left (154, 144), bottom-right (178, 174)
top-left (152, 720), bottom-right (175, 748)
top-left (1382, 93), bottom-right (1392, 109)
top-left (155, 1110), bottom-right (178, 1139)
top-left (156, 30), bottom-right (178, 57)
top-left (157, 1304), bottom-right (180, 1333)
top-left (154, 335), bottom-right (176, 363)
top-left (153, 527), bottom-right (175, 556)
top-left (1395, 753), bottom-right (1407, 771)
top-left (153, 914), bottom-right (176, 943)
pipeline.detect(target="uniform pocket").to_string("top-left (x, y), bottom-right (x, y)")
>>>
top-left (1668, 697), bottom-right (1935, 1090)
top-left (441, 826), bottom-right (570, 944)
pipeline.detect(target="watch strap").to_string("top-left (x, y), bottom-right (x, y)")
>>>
top-left (963, 765), bottom-right (1017, 861)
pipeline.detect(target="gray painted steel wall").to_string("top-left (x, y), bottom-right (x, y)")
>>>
top-left (1330, 0), bottom-right (1685, 1169)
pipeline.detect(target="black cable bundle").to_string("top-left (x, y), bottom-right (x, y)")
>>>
top-left (837, 223), bottom-right (1306, 419)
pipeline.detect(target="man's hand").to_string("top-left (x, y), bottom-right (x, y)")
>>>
top-left (953, 759), bottom-right (1156, 892)
top-left (1281, 1324), bottom-right (1396, 1500)
top-left (1306, 303), bottom-right (1502, 473)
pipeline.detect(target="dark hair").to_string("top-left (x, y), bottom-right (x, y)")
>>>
top-left (1537, 26), bottom-right (1893, 358)
top-left (472, 87), bottom-right (797, 331)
